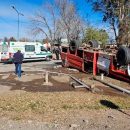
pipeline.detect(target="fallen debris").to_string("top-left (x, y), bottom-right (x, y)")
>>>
top-left (70, 75), bottom-right (90, 90)
top-left (93, 77), bottom-right (130, 95)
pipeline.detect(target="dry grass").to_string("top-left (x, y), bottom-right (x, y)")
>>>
top-left (0, 92), bottom-right (129, 119)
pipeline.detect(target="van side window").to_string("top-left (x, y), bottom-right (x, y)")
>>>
top-left (25, 45), bottom-right (35, 52)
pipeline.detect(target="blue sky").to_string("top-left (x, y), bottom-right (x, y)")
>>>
top-left (0, 0), bottom-right (113, 40)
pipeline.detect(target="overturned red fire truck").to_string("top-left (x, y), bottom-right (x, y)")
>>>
top-left (60, 40), bottom-right (130, 82)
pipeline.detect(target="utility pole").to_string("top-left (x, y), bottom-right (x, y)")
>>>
top-left (11, 6), bottom-right (24, 41)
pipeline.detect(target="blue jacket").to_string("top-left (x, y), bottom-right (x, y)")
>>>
top-left (13, 51), bottom-right (23, 63)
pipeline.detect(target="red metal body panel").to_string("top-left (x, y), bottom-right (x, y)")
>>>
top-left (109, 57), bottom-right (130, 82)
top-left (67, 54), bottom-right (83, 70)
top-left (84, 51), bottom-right (95, 62)
top-left (61, 46), bottom-right (130, 82)
top-left (93, 52), bottom-right (98, 76)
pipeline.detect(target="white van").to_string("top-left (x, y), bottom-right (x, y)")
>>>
top-left (0, 42), bottom-right (9, 62)
top-left (0, 41), bottom-right (52, 62)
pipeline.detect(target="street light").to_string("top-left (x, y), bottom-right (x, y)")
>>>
top-left (11, 6), bottom-right (24, 41)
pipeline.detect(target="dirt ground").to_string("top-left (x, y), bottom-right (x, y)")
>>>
top-left (0, 61), bottom-right (130, 130)
top-left (0, 67), bottom-right (128, 96)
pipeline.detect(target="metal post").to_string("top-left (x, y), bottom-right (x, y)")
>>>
top-left (45, 71), bottom-right (49, 84)
top-left (11, 6), bottom-right (24, 41)
top-left (101, 73), bottom-right (104, 80)
top-left (18, 14), bottom-right (19, 41)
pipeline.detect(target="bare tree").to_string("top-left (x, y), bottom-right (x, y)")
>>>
top-left (56, 0), bottom-right (85, 42)
top-left (9, 37), bottom-right (17, 42)
top-left (30, 1), bottom-right (58, 44)
top-left (30, 0), bottom-right (85, 44)
top-left (3, 37), bottom-right (8, 42)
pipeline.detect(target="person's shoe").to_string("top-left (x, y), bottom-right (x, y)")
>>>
top-left (18, 75), bottom-right (21, 78)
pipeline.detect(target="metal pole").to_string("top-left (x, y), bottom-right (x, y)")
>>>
top-left (45, 71), bottom-right (49, 84)
top-left (11, 6), bottom-right (24, 41)
top-left (18, 14), bottom-right (19, 41)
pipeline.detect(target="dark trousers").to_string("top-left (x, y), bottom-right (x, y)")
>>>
top-left (55, 50), bottom-right (60, 60)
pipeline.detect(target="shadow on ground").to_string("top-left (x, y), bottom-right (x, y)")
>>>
top-left (100, 100), bottom-right (130, 117)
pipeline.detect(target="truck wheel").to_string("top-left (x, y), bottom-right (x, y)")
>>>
top-left (88, 40), bottom-right (99, 48)
top-left (116, 46), bottom-right (130, 65)
top-left (69, 40), bottom-right (79, 53)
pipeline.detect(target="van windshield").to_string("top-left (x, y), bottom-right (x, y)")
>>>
top-left (41, 46), bottom-right (47, 52)
top-left (0, 43), bottom-right (8, 52)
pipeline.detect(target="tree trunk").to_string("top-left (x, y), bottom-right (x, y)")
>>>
top-left (117, 2), bottom-right (129, 46)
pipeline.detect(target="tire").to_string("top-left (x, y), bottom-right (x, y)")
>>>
top-left (88, 40), bottom-right (99, 48)
top-left (69, 40), bottom-right (79, 53)
top-left (116, 46), bottom-right (130, 65)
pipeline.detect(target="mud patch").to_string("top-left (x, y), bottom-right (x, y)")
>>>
top-left (51, 75), bottom-right (70, 83)
top-left (14, 74), bottom-right (43, 82)
top-left (0, 70), bottom-right (129, 97)
top-left (0, 72), bottom-right (74, 93)
top-left (94, 85), bottom-right (125, 97)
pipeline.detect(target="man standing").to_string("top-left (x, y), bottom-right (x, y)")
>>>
top-left (13, 50), bottom-right (23, 78)
top-left (53, 45), bottom-right (60, 60)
